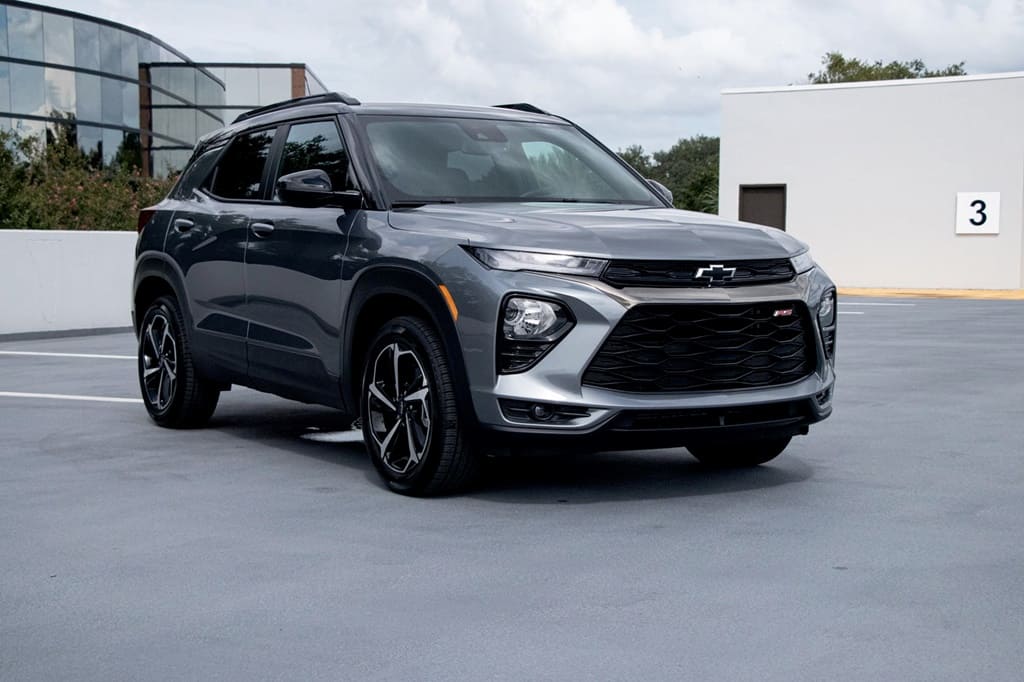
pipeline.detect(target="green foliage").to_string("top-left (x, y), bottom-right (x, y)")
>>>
top-left (0, 123), bottom-right (175, 231)
top-left (808, 51), bottom-right (967, 84)
top-left (618, 136), bottom-right (720, 214)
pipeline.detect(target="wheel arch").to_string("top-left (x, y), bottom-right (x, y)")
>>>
top-left (342, 265), bottom-right (475, 421)
top-left (133, 254), bottom-right (191, 337)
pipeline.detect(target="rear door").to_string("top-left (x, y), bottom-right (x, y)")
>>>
top-left (242, 117), bottom-right (359, 406)
top-left (164, 128), bottom-right (277, 380)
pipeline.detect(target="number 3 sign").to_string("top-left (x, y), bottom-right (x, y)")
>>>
top-left (955, 192), bottom-right (1000, 235)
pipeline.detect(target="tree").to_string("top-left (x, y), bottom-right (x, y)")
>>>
top-left (617, 145), bottom-right (652, 176)
top-left (619, 136), bottom-right (720, 214)
top-left (808, 51), bottom-right (966, 84)
top-left (0, 123), bottom-right (175, 231)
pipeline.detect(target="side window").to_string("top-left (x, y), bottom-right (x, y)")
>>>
top-left (276, 120), bottom-right (353, 195)
top-left (172, 147), bottom-right (222, 199)
top-left (209, 129), bottom-right (275, 200)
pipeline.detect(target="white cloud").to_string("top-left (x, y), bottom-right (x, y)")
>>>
top-left (44, 0), bottom-right (1024, 151)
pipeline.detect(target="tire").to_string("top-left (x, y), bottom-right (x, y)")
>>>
top-left (138, 295), bottom-right (219, 428)
top-left (687, 436), bottom-right (792, 468)
top-left (360, 315), bottom-right (478, 496)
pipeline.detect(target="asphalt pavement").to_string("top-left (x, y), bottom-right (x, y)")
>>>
top-left (1, 298), bottom-right (1023, 681)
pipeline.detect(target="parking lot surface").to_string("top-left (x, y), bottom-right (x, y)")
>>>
top-left (2, 299), bottom-right (1023, 680)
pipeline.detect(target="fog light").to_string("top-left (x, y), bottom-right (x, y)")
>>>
top-left (530, 404), bottom-right (553, 421)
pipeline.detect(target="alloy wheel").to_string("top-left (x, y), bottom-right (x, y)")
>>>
top-left (366, 341), bottom-right (433, 475)
top-left (141, 312), bottom-right (178, 411)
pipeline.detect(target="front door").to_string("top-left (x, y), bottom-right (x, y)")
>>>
top-left (243, 117), bottom-right (358, 407)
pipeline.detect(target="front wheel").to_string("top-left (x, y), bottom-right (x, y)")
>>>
top-left (138, 296), bottom-right (219, 428)
top-left (360, 316), bottom-right (478, 496)
top-left (687, 436), bottom-right (792, 468)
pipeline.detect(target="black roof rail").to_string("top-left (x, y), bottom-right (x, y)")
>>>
top-left (493, 102), bottom-right (551, 116)
top-left (233, 92), bottom-right (360, 124)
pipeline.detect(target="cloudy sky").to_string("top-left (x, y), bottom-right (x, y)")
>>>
top-left (50, 0), bottom-right (1024, 151)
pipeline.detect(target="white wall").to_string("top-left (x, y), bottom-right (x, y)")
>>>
top-left (0, 230), bottom-right (137, 335)
top-left (720, 73), bottom-right (1024, 289)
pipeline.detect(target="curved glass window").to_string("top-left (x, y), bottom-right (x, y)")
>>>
top-left (10, 63), bottom-right (44, 116)
top-left (1, 5), bottom-right (232, 175)
top-left (44, 66), bottom-right (75, 115)
top-left (73, 19), bottom-right (99, 70)
top-left (43, 12), bottom-right (73, 66)
top-left (0, 61), bottom-right (9, 113)
top-left (8, 7), bottom-right (42, 61)
top-left (0, 7), bottom-right (9, 57)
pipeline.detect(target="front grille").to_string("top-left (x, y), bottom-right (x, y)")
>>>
top-left (602, 258), bottom-right (794, 288)
top-left (582, 302), bottom-right (817, 393)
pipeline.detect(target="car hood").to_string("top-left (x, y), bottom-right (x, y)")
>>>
top-left (387, 203), bottom-right (806, 260)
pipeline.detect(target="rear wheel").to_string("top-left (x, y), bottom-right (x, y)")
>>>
top-left (138, 296), bottom-right (219, 428)
top-left (360, 316), bottom-right (478, 496)
top-left (687, 436), bottom-right (791, 468)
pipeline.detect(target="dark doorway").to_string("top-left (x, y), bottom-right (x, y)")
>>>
top-left (739, 185), bottom-right (787, 230)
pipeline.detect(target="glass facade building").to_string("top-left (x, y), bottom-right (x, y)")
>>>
top-left (0, 1), bottom-right (327, 176)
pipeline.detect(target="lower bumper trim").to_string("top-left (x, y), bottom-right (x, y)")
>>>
top-left (480, 398), bottom-right (829, 452)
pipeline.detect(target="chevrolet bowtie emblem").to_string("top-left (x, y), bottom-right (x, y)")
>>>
top-left (694, 264), bottom-right (737, 285)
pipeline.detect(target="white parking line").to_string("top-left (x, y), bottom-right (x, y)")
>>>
top-left (0, 391), bottom-right (142, 404)
top-left (0, 351), bottom-right (135, 360)
top-left (838, 311), bottom-right (865, 315)
top-left (839, 302), bottom-right (916, 307)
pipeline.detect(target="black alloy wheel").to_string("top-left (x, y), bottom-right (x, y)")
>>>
top-left (361, 316), bottom-right (478, 495)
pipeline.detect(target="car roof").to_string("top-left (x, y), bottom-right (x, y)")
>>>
top-left (352, 102), bottom-right (564, 123)
top-left (195, 97), bottom-right (567, 151)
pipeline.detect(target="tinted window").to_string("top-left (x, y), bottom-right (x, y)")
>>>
top-left (276, 120), bottom-right (352, 193)
top-left (174, 147), bottom-right (222, 199)
top-left (211, 129), bottom-right (274, 200)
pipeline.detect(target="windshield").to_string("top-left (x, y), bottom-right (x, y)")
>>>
top-left (356, 115), bottom-right (661, 206)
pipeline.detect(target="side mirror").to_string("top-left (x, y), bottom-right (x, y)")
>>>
top-left (647, 179), bottom-right (673, 206)
top-left (277, 169), bottom-right (363, 209)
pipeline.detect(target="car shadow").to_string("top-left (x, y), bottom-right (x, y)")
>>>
top-left (471, 449), bottom-right (813, 505)
top-left (205, 398), bottom-right (814, 503)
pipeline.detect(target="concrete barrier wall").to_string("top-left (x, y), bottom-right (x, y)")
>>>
top-left (0, 230), bottom-right (137, 335)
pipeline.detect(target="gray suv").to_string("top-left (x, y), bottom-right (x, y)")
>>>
top-left (133, 92), bottom-right (836, 495)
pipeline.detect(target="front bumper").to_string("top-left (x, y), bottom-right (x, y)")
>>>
top-left (455, 263), bottom-right (836, 443)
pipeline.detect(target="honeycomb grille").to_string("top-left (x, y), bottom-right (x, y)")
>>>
top-left (582, 302), bottom-right (817, 393)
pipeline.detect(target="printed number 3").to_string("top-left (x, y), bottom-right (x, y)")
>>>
top-left (969, 200), bottom-right (987, 226)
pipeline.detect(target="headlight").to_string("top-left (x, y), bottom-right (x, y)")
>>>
top-left (467, 247), bottom-right (608, 277)
top-left (818, 289), bottom-right (836, 327)
top-left (791, 250), bottom-right (815, 274)
top-left (498, 296), bottom-right (575, 373)
top-left (503, 297), bottom-right (572, 340)
top-left (818, 289), bottom-right (837, 360)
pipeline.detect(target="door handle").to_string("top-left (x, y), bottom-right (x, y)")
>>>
top-left (250, 221), bottom-right (275, 238)
top-left (172, 218), bottom-right (195, 232)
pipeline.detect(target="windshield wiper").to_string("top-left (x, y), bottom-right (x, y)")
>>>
top-left (390, 199), bottom-right (461, 209)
